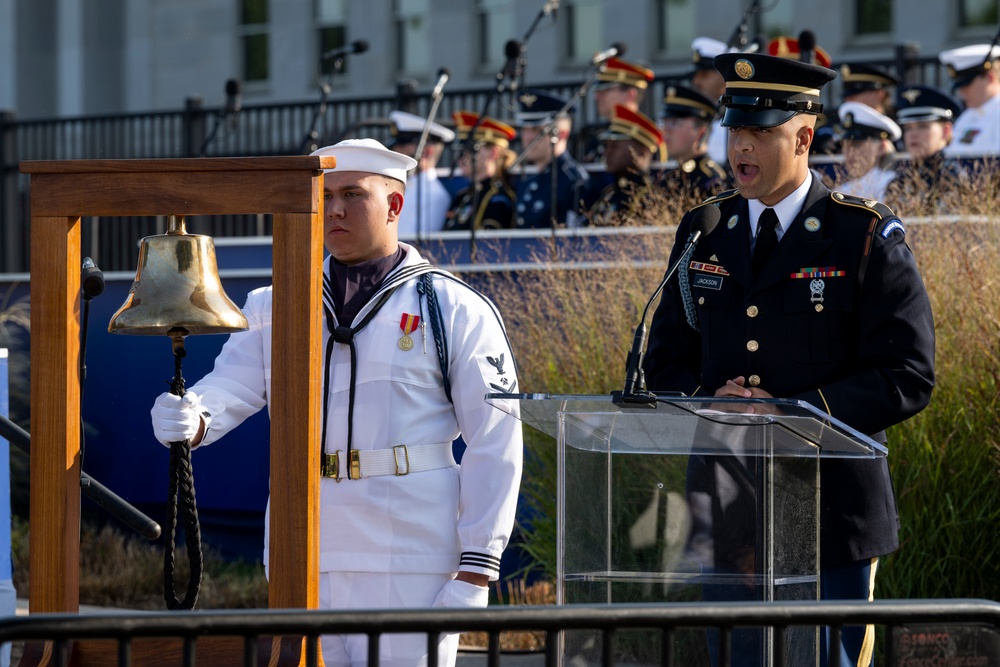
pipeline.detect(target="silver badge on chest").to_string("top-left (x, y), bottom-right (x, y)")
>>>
top-left (810, 278), bottom-right (825, 312)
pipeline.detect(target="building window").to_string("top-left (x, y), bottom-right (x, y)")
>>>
top-left (959, 0), bottom-right (999, 26)
top-left (759, 1), bottom-right (794, 41)
top-left (477, 0), bottom-right (515, 69)
top-left (317, 0), bottom-right (349, 77)
top-left (655, 0), bottom-right (696, 54)
top-left (855, 0), bottom-right (892, 35)
top-left (562, 0), bottom-right (602, 64)
top-left (241, 0), bottom-right (269, 82)
top-left (394, 0), bottom-right (431, 76)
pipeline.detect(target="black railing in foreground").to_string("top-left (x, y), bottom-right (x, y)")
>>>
top-left (2, 599), bottom-right (999, 667)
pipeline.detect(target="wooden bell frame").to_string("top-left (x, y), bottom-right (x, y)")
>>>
top-left (19, 156), bottom-right (335, 666)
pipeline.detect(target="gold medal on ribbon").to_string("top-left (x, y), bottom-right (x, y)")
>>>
top-left (399, 313), bottom-right (420, 351)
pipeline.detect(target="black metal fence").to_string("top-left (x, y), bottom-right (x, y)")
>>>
top-left (0, 48), bottom-right (945, 274)
top-left (2, 599), bottom-right (999, 667)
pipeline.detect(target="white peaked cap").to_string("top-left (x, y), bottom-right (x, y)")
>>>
top-left (939, 44), bottom-right (1000, 71)
top-left (838, 101), bottom-right (902, 142)
top-left (310, 138), bottom-right (418, 183)
top-left (389, 110), bottom-right (456, 143)
top-left (691, 37), bottom-right (729, 59)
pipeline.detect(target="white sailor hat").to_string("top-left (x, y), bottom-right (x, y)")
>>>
top-left (310, 138), bottom-right (418, 183)
top-left (939, 44), bottom-right (1000, 88)
top-left (838, 101), bottom-right (902, 142)
top-left (388, 110), bottom-right (456, 146)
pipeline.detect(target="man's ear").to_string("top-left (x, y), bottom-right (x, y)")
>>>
top-left (387, 190), bottom-right (405, 221)
top-left (795, 123), bottom-right (815, 156)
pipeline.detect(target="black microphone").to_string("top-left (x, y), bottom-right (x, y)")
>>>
top-left (615, 205), bottom-right (722, 405)
top-left (592, 42), bottom-right (626, 66)
top-left (322, 39), bottom-right (370, 61)
top-left (798, 30), bottom-right (817, 64)
top-left (81, 257), bottom-right (105, 301)
top-left (224, 78), bottom-right (241, 129)
top-left (431, 67), bottom-right (451, 99)
top-left (504, 40), bottom-right (523, 76)
top-left (224, 79), bottom-right (241, 114)
top-left (502, 39), bottom-right (524, 91)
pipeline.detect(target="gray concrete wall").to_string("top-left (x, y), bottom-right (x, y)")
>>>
top-left (4, 0), bottom-right (992, 119)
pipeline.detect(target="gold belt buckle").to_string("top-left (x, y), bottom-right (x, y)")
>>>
top-left (393, 444), bottom-right (410, 476)
top-left (350, 450), bottom-right (361, 479)
top-left (321, 451), bottom-right (342, 482)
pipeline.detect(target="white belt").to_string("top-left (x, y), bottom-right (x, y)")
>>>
top-left (321, 442), bottom-right (456, 481)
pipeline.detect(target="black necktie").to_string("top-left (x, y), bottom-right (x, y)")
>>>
top-left (752, 207), bottom-right (780, 278)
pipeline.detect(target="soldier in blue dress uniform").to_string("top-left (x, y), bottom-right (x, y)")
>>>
top-left (586, 105), bottom-right (663, 226)
top-left (643, 52), bottom-right (935, 667)
top-left (688, 37), bottom-right (732, 167)
top-left (444, 111), bottom-right (518, 231)
top-left (886, 85), bottom-right (967, 214)
top-left (514, 90), bottom-right (592, 228)
top-left (579, 56), bottom-right (655, 163)
top-left (813, 62), bottom-right (901, 155)
top-left (841, 63), bottom-right (900, 117)
top-left (658, 84), bottom-right (729, 200)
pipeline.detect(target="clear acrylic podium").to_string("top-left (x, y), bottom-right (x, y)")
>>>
top-left (487, 393), bottom-right (887, 666)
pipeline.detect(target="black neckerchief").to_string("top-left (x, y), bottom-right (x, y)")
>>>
top-left (329, 247), bottom-right (405, 325)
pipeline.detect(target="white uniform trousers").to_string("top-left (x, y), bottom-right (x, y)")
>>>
top-left (319, 571), bottom-right (460, 667)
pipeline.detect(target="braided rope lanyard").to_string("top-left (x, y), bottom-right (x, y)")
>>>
top-left (163, 332), bottom-right (203, 610)
top-left (417, 273), bottom-right (452, 403)
top-left (676, 242), bottom-right (701, 332)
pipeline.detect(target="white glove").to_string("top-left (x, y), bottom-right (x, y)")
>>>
top-left (150, 391), bottom-right (209, 446)
top-left (432, 578), bottom-right (489, 609)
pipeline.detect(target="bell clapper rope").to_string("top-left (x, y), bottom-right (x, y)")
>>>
top-left (163, 327), bottom-right (204, 611)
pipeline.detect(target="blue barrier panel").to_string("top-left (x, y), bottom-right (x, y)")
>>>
top-left (80, 275), bottom-right (272, 561)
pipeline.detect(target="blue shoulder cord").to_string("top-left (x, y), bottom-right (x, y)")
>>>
top-left (417, 272), bottom-right (453, 404)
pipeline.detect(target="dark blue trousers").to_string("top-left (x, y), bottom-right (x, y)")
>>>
top-left (819, 557), bottom-right (878, 667)
top-left (703, 557), bottom-right (878, 667)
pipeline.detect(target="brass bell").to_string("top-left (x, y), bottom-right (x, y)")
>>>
top-left (108, 215), bottom-right (249, 338)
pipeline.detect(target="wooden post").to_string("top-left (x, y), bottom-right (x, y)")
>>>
top-left (28, 214), bottom-right (81, 614)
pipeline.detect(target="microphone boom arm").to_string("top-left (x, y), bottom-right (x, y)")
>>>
top-left (615, 204), bottom-right (721, 405)
top-left (727, 0), bottom-right (764, 51)
top-left (508, 63), bottom-right (604, 173)
top-left (618, 235), bottom-right (702, 404)
top-left (412, 81), bottom-right (449, 177)
top-left (0, 413), bottom-right (162, 540)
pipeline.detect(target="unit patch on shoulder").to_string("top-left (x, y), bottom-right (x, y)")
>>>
top-left (880, 219), bottom-right (905, 239)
